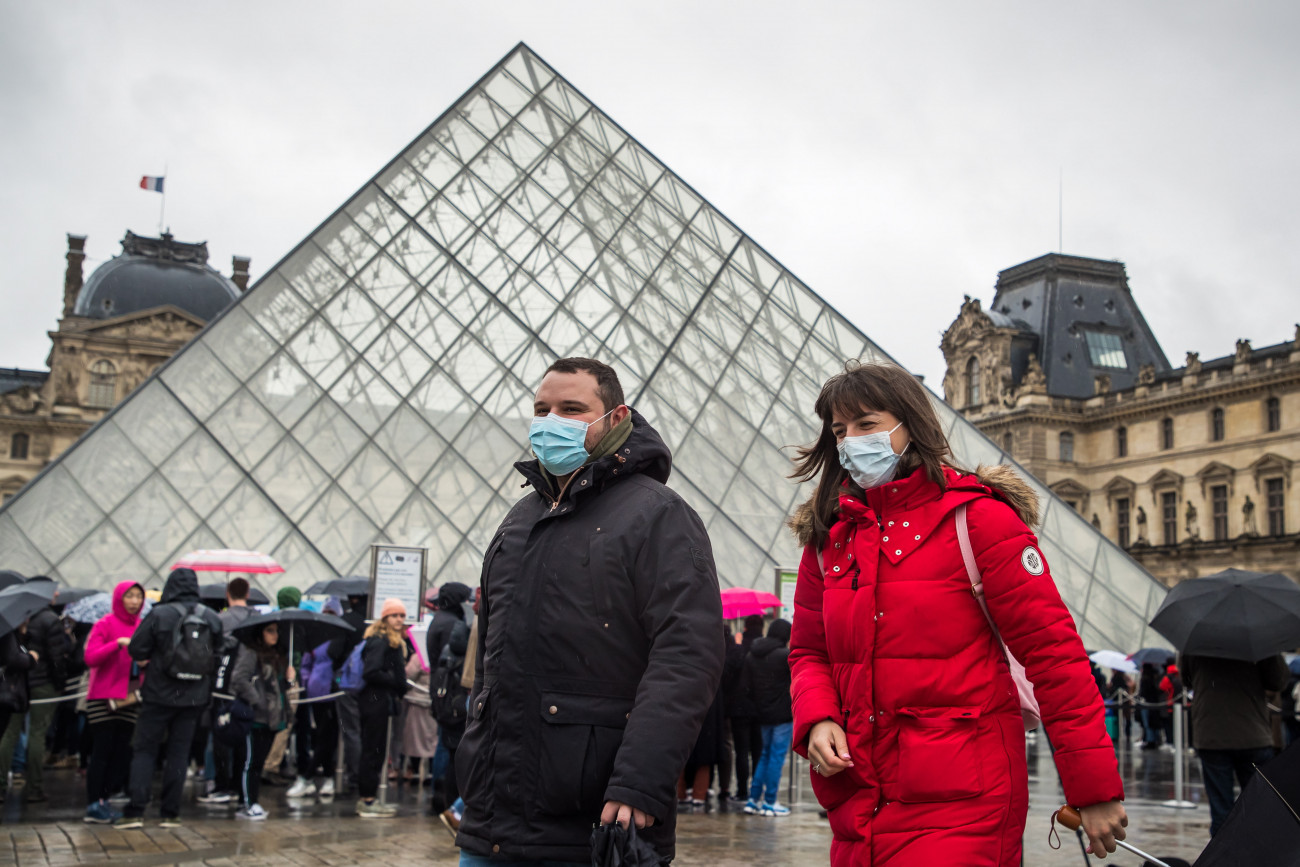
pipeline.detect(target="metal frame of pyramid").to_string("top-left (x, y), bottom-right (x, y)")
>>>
top-left (0, 44), bottom-right (1167, 650)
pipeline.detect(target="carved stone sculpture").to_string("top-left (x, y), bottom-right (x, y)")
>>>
top-left (1185, 500), bottom-right (1200, 541)
top-left (1135, 506), bottom-right (1149, 545)
top-left (1242, 496), bottom-right (1258, 537)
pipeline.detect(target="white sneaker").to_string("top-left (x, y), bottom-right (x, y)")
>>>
top-left (286, 777), bottom-right (316, 798)
top-left (235, 803), bottom-right (268, 821)
top-left (317, 777), bottom-right (335, 797)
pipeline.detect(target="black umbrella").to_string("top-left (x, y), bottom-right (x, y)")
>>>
top-left (304, 577), bottom-right (370, 597)
top-left (52, 587), bottom-right (99, 607)
top-left (1194, 740), bottom-right (1300, 865)
top-left (199, 583), bottom-right (269, 605)
top-left (0, 570), bottom-right (25, 591)
top-left (1129, 647), bottom-right (1178, 669)
top-left (1150, 569), bottom-right (1300, 662)
top-left (231, 608), bottom-right (355, 658)
top-left (0, 579), bottom-right (56, 638)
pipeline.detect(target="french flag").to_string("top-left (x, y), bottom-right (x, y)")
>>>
top-left (140, 176), bottom-right (164, 193)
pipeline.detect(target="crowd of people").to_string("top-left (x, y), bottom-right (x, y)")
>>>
top-left (0, 568), bottom-right (483, 830)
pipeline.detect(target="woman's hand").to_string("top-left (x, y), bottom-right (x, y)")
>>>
top-left (1079, 801), bottom-right (1128, 858)
top-left (807, 720), bottom-right (853, 777)
top-left (286, 666), bottom-right (296, 684)
top-left (117, 637), bottom-right (131, 648)
top-left (27, 650), bottom-right (39, 662)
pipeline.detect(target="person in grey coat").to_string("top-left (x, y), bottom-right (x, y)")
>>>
top-left (455, 358), bottom-right (724, 865)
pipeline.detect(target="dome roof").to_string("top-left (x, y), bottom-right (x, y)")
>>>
top-left (74, 231), bottom-right (240, 322)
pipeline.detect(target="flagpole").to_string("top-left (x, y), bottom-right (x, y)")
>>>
top-left (159, 163), bottom-right (168, 235)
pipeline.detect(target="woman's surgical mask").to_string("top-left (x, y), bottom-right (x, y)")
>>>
top-left (837, 422), bottom-right (907, 490)
top-left (529, 408), bottom-right (614, 476)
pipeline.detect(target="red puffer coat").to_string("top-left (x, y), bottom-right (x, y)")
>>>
top-left (789, 465), bottom-right (1122, 866)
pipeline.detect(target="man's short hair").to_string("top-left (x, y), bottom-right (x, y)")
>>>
top-left (545, 357), bottom-right (625, 413)
top-left (226, 577), bottom-right (250, 601)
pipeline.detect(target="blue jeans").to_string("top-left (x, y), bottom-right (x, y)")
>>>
top-left (749, 721), bottom-right (792, 805)
top-left (1199, 747), bottom-right (1274, 836)
top-left (458, 852), bottom-right (584, 867)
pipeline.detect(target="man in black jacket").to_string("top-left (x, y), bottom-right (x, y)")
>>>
top-left (739, 618), bottom-right (792, 816)
top-left (0, 590), bottom-right (70, 802)
top-left (115, 568), bottom-right (223, 828)
top-left (456, 358), bottom-right (724, 865)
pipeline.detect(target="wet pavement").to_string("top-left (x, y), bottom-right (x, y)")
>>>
top-left (0, 735), bottom-right (1216, 865)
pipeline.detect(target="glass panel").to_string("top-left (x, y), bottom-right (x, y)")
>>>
top-left (435, 117), bottom-right (488, 165)
top-left (384, 495), bottom-right (462, 562)
top-left (652, 258), bottom-right (707, 314)
top-left (8, 465), bottom-right (105, 565)
top-left (115, 474), bottom-right (201, 568)
top-left (1036, 539), bottom-right (1091, 613)
top-left (206, 478), bottom-right (291, 556)
top-left (159, 431), bottom-right (245, 520)
top-left (268, 532), bottom-right (336, 599)
top-left (482, 205), bottom-right (542, 266)
top-left (328, 359), bottom-right (402, 435)
top-left (346, 185), bottom-right (406, 247)
top-left (111, 382), bottom-right (196, 466)
top-left (404, 132), bottom-right (463, 190)
top-left (245, 352), bottom-right (322, 430)
top-left (253, 437), bottom-right (332, 523)
top-left (539, 77), bottom-right (591, 125)
top-left (286, 317), bottom-right (356, 391)
top-left (361, 245), bottom-right (429, 314)
top-left (513, 101), bottom-right (569, 154)
top-left (57, 522), bottom-right (153, 585)
top-left (374, 404), bottom-right (446, 485)
top-left (424, 452), bottom-right (492, 533)
top-left (671, 231), bottom-right (725, 287)
top-left (451, 408), bottom-right (523, 476)
top-left (443, 171), bottom-right (499, 226)
top-left (203, 306), bottom-right (278, 382)
top-left (378, 158), bottom-right (441, 221)
top-left (317, 213), bottom-right (380, 278)
top-left (650, 172), bottom-right (703, 223)
top-left (322, 283), bottom-right (386, 352)
top-left (613, 141), bottom-right (665, 190)
top-left (704, 513), bottom-right (773, 590)
top-left (62, 420), bottom-right (154, 512)
top-left (416, 196), bottom-right (475, 251)
top-left (339, 444), bottom-right (415, 527)
top-left (502, 50), bottom-right (553, 94)
top-left (467, 144), bottom-right (522, 197)
top-left (520, 241), bottom-right (583, 301)
top-left (577, 111), bottom-right (626, 156)
top-left (242, 274), bottom-right (313, 343)
top-left (206, 388), bottom-right (283, 470)
top-left (629, 195), bottom-right (685, 254)
top-left (459, 91), bottom-right (512, 140)
top-left (483, 66), bottom-right (533, 114)
top-left (690, 207), bottom-right (741, 257)
top-left (0, 514), bottom-right (52, 577)
top-left (159, 343), bottom-right (240, 423)
top-left (498, 270), bottom-right (560, 329)
top-left (368, 324), bottom-right (434, 400)
top-left (280, 243), bottom-right (349, 308)
top-left (297, 485), bottom-right (381, 571)
top-left (290, 397), bottom-right (368, 477)
top-left (408, 368), bottom-right (478, 444)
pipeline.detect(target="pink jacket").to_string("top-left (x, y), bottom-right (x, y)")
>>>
top-left (83, 581), bottom-right (143, 701)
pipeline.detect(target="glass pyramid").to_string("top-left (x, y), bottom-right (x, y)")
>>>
top-left (0, 44), bottom-right (1167, 651)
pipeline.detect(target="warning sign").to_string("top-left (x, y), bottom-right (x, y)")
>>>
top-left (368, 545), bottom-right (427, 622)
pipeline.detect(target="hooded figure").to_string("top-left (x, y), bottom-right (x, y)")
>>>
top-left (84, 581), bottom-right (144, 701)
top-left (425, 581), bottom-right (472, 672)
top-left (117, 568), bottom-right (224, 828)
top-left (82, 580), bottom-right (146, 823)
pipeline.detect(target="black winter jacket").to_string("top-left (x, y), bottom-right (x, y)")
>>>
top-left (128, 568), bottom-right (224, 708)
top-left (456, 411), bottom-right (724, 864)
top-left (721, 639), bottom-right (751, 720)
top-left (0, 631), bottom-right (35, 713)
top-left (741, 633), bottom-right (792, 725)
top-left (359, 633), bottom-right (409, 717)
top-left (425, 606), bottom-right (468, 674)
top-left (25, 607), bottom-right (71, 691)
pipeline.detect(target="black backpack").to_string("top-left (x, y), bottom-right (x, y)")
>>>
top-left (430, 621), bottom-right (470, 729)
top-left (160, 603), bottom-right (216, 682)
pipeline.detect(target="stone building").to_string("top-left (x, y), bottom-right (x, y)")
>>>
top-left (941, 252), bottom-right (1299, 584)
top-left (0, 231), bottom-right (247, 501)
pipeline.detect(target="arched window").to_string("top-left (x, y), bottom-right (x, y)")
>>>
top-left (1161, 417), bottom-right (1174, 450)
top-left (9, 433), bottom-right (28, 460)
top-left (87, 360), bottom-right (117, 409)
top-left (966, 357), bottom-right (981, 407)
top-left (1059, 431), bottom-right (1074, 462)
top-left (1266, 397), bottom-right (1281, 433)
top-left (1116, 426), bottom-right (1128, 458)
top-left (1210, 407), bottom-right (1225, 442)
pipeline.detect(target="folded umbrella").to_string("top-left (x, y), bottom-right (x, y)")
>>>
top-left (1194, 740), bottom-right (1300, 866)
top-left (199, 583), bottom-right (270, 605)
top-left (231, 608), bottom-right (355, 659)
top-left (1089, 649), bottom-right (1137, 673)
top-left (0, 579), bottom-right (56, 638)
top-left (304, 577), bottom-right (370, 597)
top-left (720, 587), bottom-right (783, 620)
top-left (1149, 568), bottom-right (1300, 662)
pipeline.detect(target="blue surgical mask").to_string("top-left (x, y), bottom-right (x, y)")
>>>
top-left (837, 422), bottom-right (907, 490)
top-left (529, 408), bottom-right (614, 476)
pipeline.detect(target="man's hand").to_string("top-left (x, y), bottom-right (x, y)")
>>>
top-left (27, 650), bottom-right (39, 662)
top-left (117, 637), bottom-right (131, 648)
top-left (807, 720), bottom-right (853, 777)
top-left (1079, 801), bottom-right (1128, 859)
top-left (600, 800), bottom-right (655, 829)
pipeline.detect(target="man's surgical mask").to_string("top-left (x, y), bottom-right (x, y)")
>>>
top-left (837, 422), bottom-right (907, 490)
top-left (529, 408), bottom-right (614, 476)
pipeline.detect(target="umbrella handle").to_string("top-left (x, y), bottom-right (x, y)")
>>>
top-left (1052, 804), bottom-right (1172, 867)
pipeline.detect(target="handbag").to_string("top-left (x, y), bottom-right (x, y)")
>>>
top-left (108, 661), bottom-right (144, 712)
top-left (955, 503), bottom-right (1042, 731)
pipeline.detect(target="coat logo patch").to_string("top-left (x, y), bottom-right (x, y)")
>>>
top-left (1020, 546), bottom-right (1045, 576)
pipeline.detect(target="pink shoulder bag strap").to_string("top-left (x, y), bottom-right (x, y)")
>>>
top-left (956, 503), bottom-right (1043, 731)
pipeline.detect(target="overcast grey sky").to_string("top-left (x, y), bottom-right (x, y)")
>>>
top-left (3, 1), bottom-right (1296, 391)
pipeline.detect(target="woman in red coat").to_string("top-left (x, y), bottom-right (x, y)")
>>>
top-left (787, 362), bottom-right (1127, 865)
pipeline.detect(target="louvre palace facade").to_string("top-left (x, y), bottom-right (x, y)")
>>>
top-left (941, 253), bottom-right (1299, 584)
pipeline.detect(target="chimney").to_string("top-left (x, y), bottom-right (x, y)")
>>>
top-left (231, 255), bottom-right (251, 292)
top-left (63, 234), bottom-right (86, 317)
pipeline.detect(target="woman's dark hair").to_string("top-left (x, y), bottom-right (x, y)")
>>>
top-left (791, 360), bottom-right (962, 549)
top-left (254, 627), bottom-right (287, 674)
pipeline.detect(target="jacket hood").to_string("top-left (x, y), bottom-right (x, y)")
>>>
top-left (515, 408), bottom-right (672, 498)
top-left (111, 581), bottom-right (144, 626)
top-left (750, 635), bottom-right (787, 659)
top-left (160, 568), bottom-right (200, 604)
top-left (787, 463), bottom-right (1040, 547)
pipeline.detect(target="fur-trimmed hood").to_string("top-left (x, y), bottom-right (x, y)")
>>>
top-left (788, 463), bottom-right (1040, 548)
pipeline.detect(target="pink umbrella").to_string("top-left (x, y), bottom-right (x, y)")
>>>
top-left (720, 587), bottom-right (783, 620)
top-left (171, 549), bottom-right (285, 574)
